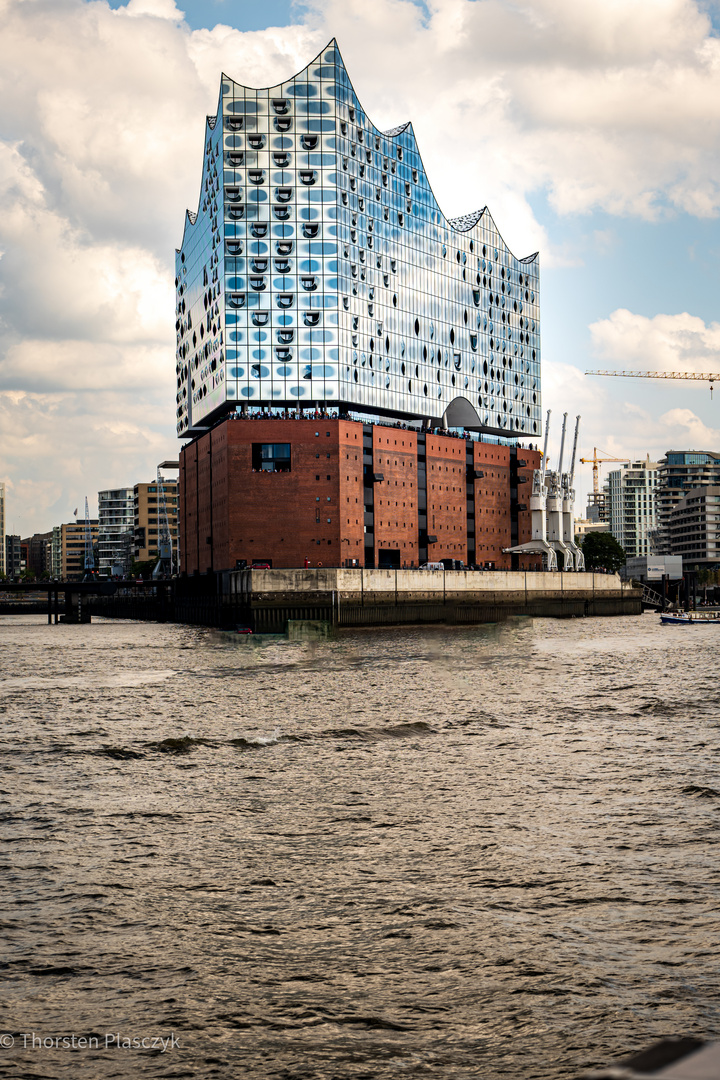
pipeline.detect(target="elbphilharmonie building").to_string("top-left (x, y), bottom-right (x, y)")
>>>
top-left (175, 40), bottom-right (541, 440)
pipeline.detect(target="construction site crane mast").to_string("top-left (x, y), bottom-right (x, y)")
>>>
top-left (578, 449), bottom-right (630, 496)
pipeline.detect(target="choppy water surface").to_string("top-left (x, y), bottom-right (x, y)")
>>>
top-left (1, 613), bottom-right (719, 1079)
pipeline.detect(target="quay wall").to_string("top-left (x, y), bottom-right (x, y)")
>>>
top-left (229, 567), bottom-right (629, 601)
top-left (1, 571), bottom-right (641, 629)
top-left (214, 568), bottom-right (640, 632)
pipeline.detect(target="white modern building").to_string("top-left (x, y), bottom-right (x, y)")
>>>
top-left (97, 488), bottom-right (135, 574)
top-left (607, 459), bottom-right (659, 559)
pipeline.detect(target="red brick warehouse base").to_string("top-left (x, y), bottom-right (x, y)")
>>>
top-left (179, 416), bottom-right (541, 573)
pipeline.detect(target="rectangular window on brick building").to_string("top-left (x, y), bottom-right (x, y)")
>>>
top-left (252, 443), bottom-right (291, 472)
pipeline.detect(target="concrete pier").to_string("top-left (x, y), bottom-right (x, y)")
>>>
top-left (0, 572), bottom-right (641, 630)
top-left (219, 568), bottom-right (641, 633)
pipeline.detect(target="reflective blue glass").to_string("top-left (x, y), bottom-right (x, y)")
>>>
top-left (175, 40), bottom-right (542, 438)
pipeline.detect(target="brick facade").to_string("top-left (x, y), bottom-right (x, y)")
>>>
top-left (179, 416), bottom-right (542, 574)
top-left (472, 442), bottom-right (512, 569)
top-left (515, 448), bottom-right (543, 566)
top-left (426, 434), bottom-right (468, 563)
top-left (372, 427), bottom-right (419, 568)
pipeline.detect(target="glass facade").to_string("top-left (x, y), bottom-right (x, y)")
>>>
top-left (175, 40), bottom-right (541, 440)
top-left (666, 453), bottom-right (713, 466)
top-left (97, 488), bottom-right (135, 573)
top-left (654, 450), bottom-right (720, 553)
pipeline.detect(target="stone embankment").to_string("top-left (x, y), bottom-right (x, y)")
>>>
top-left (1, 571), bottom-right (640, 630)
top-left (216, 568), bottom-right (641, 632)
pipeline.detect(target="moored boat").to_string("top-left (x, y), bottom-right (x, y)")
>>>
top-left (660, 610), bottom-right (720, 625)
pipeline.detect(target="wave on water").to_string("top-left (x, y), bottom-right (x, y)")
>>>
top-left (4, 615), bottom-right (720, 1080)
top-left (682, 784), bottom-right (719, 799)
top-left (98, 746), bottom-right (145, 760)
top-left (145, 736), bottom-right (217, 755)
top-left (91, 723), bottom-right (436, 763)
top-left (230, 728), bottom-right (282, 750)
top-left (0, 670), bottom-right (177, 691)
top-left (100, 723), bottom-right (435, 758)
top-left (321, 721), bottom-right (435, 741)
top-left (214, 722), bottom-right (436, 753)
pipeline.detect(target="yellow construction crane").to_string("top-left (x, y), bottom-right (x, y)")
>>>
top-left (578, 448), bottom-right (630, 495)
top-left (586, 370), bottom-right (720, 398)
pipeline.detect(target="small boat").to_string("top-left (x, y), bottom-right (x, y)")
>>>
top-left (660, 611), bottom-right (720, 625)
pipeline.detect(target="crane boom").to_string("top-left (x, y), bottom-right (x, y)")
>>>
top-left (586, 370), bottom-right (720, 397)
top-left (541, 409), bottom-right (551, 480)
top-left (586, 370), bottom-right (720, 382)
top-left (569, 415), bottom-right (580, 487)
top-left (558, 412), bottom-right (567, 475)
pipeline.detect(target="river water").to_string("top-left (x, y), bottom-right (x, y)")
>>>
top-left (1, 613), bottom-right (719, 1079)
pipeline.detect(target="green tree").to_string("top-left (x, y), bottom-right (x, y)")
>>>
top-left (131, 557), bottom-right (157, 580)
top-left (580, 532), bottom-right (626, 573)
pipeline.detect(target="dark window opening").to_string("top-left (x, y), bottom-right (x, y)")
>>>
top-left (252, 443), bottom-right (291, 473)
top-left (378, 548), bottom-right (400, 568)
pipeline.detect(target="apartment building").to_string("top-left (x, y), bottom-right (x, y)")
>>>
top-left (134, 481), bottom-right (179, 563)
top-left (607, 459), bottom-right (659, 559)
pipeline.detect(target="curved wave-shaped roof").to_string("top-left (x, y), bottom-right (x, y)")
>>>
top-left (177, 38), bottom-right (538, 267)
top-left (324, 39), bottom-right (536, 264)
top-left (383, 122), bottom-right (411, 137)
top-left (176, 103), bottom-right (223, 253)
top-left (448, 209), bottom-right (486, 232)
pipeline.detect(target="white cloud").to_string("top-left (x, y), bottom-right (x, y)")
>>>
top-left (303, 0), bottom-right (720, 227)
top-left (122, 0), bottom-right (183, 17)
top-left (186, 24), bottom-right (323, 99)
top-left (658, 407), bottom-right (720, 448)
top-left (1, 339), bottom-right (172, 392)
top-left (0, 388), bottom-right (174, 530)
top-left (589, 309), bottom-right (720, 371)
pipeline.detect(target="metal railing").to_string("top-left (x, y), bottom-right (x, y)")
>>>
top-left (632, 580), bottom-right (673, 610)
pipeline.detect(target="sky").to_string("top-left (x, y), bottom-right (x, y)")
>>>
top-left (2, 0), bottom-right (720, 536)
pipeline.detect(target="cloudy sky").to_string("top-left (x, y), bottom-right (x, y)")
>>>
top-left (2, 0), bottom-right (720, 536)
